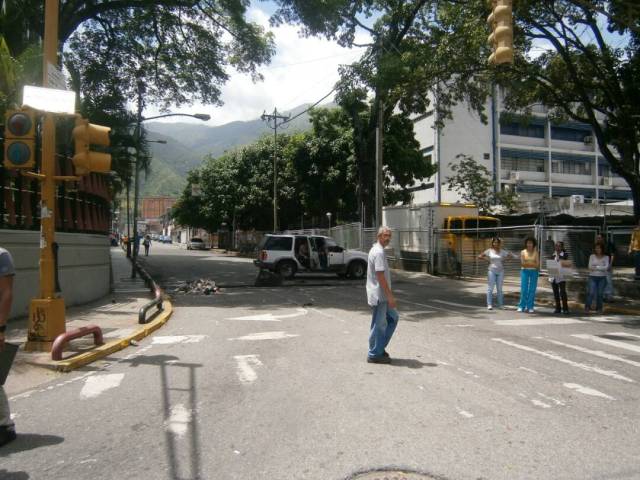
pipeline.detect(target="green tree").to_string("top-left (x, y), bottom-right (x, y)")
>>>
top-left (446, 155), bottom-right (518, 214)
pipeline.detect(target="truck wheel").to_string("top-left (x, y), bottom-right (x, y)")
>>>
top-left (276, 260), bottom-right (297, 279)
top-left (348, 261), bottom-right (366, 279)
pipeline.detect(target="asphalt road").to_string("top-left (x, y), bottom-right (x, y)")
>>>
top-left (3, 243), bottom-right (640, 480)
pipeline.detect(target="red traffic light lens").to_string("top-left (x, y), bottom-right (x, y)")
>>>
top-left (7, 112), bottom-right (33, 136)
top-left (7, 142), bottom-right (31, 165)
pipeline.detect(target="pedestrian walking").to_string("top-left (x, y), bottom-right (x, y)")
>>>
top-left (366, 226), bottom-right (398, 364)
top-left (549, 241), bottom-right (570, 314)
top-left (518, 237), bottom-right (540, 313)
top-left (595, 234), bottom-right (616, 301)
top-left (586, 243), bottom-right (609, 313)
top-left (629, 219), bottom-right (640, 281)
top-left (477, 237), bottom-right (516, 310)
top-left (143, 235), bottom-right (151, 256)
top-left (0, 246), bottom-right (17, 447)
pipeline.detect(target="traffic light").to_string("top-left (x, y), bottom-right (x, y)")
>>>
top-left (72, 116), bottom-right (111, 175)
top-left (487, 0), bottom-right (513, 65)
top-left (4, 109), bottom-right (36, 169)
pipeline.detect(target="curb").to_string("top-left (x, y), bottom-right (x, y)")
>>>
top-left (503, 292), bottom-right (640, 316)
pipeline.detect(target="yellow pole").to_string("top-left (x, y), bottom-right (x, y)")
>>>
top-left (26, 0), bottom-right (65, 351)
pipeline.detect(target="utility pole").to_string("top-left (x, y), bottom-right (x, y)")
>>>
top-left (131, 80), bottom-right (145, 278)
top-left (261, 108), bottom-right (289, 232)
top-left (375, 99), bottom-right (384, 228)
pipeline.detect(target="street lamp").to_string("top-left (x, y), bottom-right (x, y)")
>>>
top-left (326, 212), bottom-right (332, 229)
top-left (130, 112), bottom-right (210, 278)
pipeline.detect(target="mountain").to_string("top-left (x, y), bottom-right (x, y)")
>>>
top-left (141, 103), bottom-right (322, 196)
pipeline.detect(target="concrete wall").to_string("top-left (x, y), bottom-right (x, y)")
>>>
top-left (0, 230), bottom-right (111, 319)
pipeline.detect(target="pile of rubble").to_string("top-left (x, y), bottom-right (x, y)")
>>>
top-left (173, 278), bottom-right (220, 295)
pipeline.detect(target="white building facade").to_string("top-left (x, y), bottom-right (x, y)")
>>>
top-left (410, 92), bottom-right (632, 206)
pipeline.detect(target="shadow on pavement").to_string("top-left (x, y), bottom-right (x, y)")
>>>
top-left (123, 354), bottom-right (203, 480)
top-left (389, 359), bottom-right (438, 369)
top-left (0, 433), bottom-right (64, 457)
top-left (0, 470), bottom-right (29, 479)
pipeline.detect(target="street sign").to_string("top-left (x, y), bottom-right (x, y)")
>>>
top-left (47, 62), bottom-right (67, 90)
top-left (23, 85), bottom-right (75, 114)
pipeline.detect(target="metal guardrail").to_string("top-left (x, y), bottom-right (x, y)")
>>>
top-left (51, 325), bottom-right (104, 361)
top-left (133, 260), bottom-right (164, 324)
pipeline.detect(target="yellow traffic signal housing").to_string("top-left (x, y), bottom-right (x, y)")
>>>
top-left (72, 116), bottom-right (112, 175)
top-left (487, 0), bottom-right (514, 65)
top-left (4, 109), bottom-right (36, 169)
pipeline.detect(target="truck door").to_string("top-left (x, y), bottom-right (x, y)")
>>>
top-left (326, 238), bottom-right (344, 269)
top-left (309, 237), bottom-right (322, 270)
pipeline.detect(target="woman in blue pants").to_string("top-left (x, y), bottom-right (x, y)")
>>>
top-left (518, 237), bottom-right (539, 313)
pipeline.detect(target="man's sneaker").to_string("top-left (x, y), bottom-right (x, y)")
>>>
top-left (0, 427), bottom-right (17, 447)
top-left (367, 355), bottom-right (391, 364)
top-left (383, 350), bottom-right (390, 358)
top-left (529, 308), bottom-right (535, 313)
top-left (487, 305), bottom-right (493, 310)
top-left (517, 307), bottom-right (523, 312)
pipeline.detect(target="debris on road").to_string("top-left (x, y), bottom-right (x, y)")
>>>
top-left (173, 279), bottom-right (220, 295)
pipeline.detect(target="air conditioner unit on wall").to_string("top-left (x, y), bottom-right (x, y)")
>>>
top-left (570, 194), bottom-right (585, 204)
top-left (601, 177), bottom-right (613, 187)
top-left (509, 171), bottom-right (520, 181)
top-left (583, 135), bottom-right (594, 145)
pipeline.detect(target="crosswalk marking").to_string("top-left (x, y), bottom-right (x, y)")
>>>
top-left (563, 383), bottom-right (614, 400)
top-left (234, 355), bottom-right (263, 384)
top-left (80, 373), bottom-right (125, 399)
top-left (228, 331), bottom-right (300, 341)
top-left (544, 338), bottom-right (640, 368)
top-left (495, 317), bottom-right (581, 326)
top-left (492, 338), bottom-right (635, 383)
top-left (572, 334), bottom-right (640, 355)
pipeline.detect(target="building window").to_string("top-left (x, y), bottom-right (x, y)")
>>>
top-left (424, 153), bottom-right (432, 168)
top-left (501, 148), bottom-right (546, 172)
top-left (551, 126), bottom-right (591, 142)
top-left (500, 121), bottom-right (545, 138)
top-left (550, 152), bottom-right (592, 175)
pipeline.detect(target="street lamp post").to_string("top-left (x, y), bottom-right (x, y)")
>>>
top-left (130, 111), bottom-right (210, 278)
top-left (326, 212), bottom-right (332, 229)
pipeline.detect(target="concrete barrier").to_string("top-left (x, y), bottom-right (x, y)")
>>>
top-left (0, 229), bottom-right (111, 319)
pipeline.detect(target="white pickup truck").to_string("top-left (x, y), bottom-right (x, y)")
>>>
top-left (254, 234), bottom-right (368, 279)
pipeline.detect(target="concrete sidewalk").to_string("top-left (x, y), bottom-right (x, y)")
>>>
top-left (4, 247), bottom-right (170, 396)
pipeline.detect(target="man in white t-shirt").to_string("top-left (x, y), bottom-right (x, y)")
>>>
top-left (0, 247), bottom-right (17, 447)
top-left (366, 226), bottom-right (398, 364)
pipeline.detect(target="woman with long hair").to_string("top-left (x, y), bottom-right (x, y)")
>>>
top-left (549, 241), bottom-right (570, 314)
top-left (518, 237), bottom-right (539, 313)
top-left (478, 237), bottom-right (516, 310)
top-left (586, 243), bottom-right (609, 314)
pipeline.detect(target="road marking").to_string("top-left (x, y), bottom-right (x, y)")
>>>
top-left (572, 334), bottom-right (640, 355)
top-left (152, 335), bottom-right (207, 345)
top-left (563, 383), bottom-right (614, 400)
top-left (458, 410), bottom-right (474, 418)
top-left (491, 338), bottom-right (634, 383)
top-left (444, 324), bottom-right (473, 328)
top-left (611, 332), bottom-right (640, 340)
top-left (396, 297), bottom-right (469, 316)
top-left (536, 392), bottom-right (566, 406)
top-left (234, 355), bottom-right (263, 384)
top-left (518, 367), bottom-right (539, 375)
top-left (165, 404), bottom-right (192, 437)
top-left (495, 317), bottom-right (581, 326)
top-left (544, 338), bottom-right (640, 368)
top-left (228, 308), bottom-right (308, 322)
top-left (229, 331), bottom-right (300, 341)
top-left (531, 399), bottom-right (552, 408)
top-left (432, 299), bottom-right (476, 309)
top-left (80, 373), bottom-right (125, 399)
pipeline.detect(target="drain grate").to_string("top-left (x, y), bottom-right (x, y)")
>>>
top-left (350, 471), bottom-right (441, 480)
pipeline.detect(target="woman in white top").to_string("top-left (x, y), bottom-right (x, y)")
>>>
top-left (586, 243), bottom-right (609, 313)
top-left (478, 237), bottom-right (517, 310)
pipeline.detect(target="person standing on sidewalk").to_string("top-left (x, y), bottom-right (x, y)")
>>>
top-left (596, 234), bottom-right (615, 301)
top-left (477, 237), bottom-right (517, 310)
top-left (629, 219), bottom-right (640, 281)
top-left (0, 247), bottom-right (17, 447)
top-left (143, 235), bottom-right (151, 256)
top-left (586, 243), bottom-right (609, 313)
top-left (366, 227), bottom-right (398, 364)
top-left (549, 241), bottom-right (570, 314)
top-left (518, 237), bottom-right (540, 313)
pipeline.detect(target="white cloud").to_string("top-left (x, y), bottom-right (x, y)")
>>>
top-left (147, 3), bottom-right (370, 126)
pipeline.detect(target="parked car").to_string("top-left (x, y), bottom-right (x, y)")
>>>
top-left (254, 234), bottom-right (368, 279)
top-left (187, 237), bottom-right (208, 250)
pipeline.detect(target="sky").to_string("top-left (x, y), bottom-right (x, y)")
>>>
top-left (148, 1), bottom-right (369, 126)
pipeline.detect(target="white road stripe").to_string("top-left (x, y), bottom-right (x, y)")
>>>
top-left (80, 373), bottom-right (125, 399)
top-left (165, 404), bottom-right (192, 437)
top-left (495, 317), bottom-right (581, 326)
top-left (229, 331), bottom-right (300, 341)
top-left (563, 383), bottom-right (615, 400)
top-left (536, 392), bottom-right (566, 406)
top-left (572, 334), bottom-right (640, 355)
top-left (491, 338), bottom-right (634, 383)
top-left (531, 399), bottom-right (552, 408)
top-left (432, 299), bottom-right (476, 309)
top-left (234, 355), bottom-right (263, 384)
top-left (396, 297), bottom-right (468, 316)
top-left (152, 335), bottom-right (207, 345)
top-left (458, 410), bottom-right (474, 418)
top-left (228, 308), bottom-right (308, 322)
top-left (544, 338), bottom-right (640, 368)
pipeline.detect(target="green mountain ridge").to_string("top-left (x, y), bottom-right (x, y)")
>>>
top-left (141, 103), bottom-right (321, 196)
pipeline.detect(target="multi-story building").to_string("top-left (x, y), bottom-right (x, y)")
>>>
top-left (141, 196), bottom-right (177, 233)
top-left (410, 93), bottom-right (632, 207)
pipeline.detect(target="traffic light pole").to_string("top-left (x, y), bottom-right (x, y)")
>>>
top-left (25, 0), bottom-right (66, 351)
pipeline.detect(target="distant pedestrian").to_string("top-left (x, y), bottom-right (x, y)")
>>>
top-left (366, 226), bottom-right (397, 364)
top-left (518, 237), bottom-right (540, 313)
top-left (586, 243), bottom-right (609, 314)
top-left (143, 235), bottom-right (151, 256)
top-left (629, 219), bottom-right (640, 280)
top-left (477, 237), bottom-right (517, 310)
top-left (549, 241), bottom-right (570, 314)
top-left (595, 234), bottom-right (615, 300)
top-left (0, 246), bottom-right (17, 447)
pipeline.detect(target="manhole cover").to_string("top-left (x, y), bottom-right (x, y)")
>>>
top-left (351, 471), bottom-right (439, 480)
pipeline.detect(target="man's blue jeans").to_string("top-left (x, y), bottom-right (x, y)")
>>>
top-left (518, 269), bottom-right (539, 311)
top-left (586, 275), bottom-right (606, 311)
top-left (487, 270), bottom-right (504, 307)
top-left (368, 301), bottom-right (398, 358)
